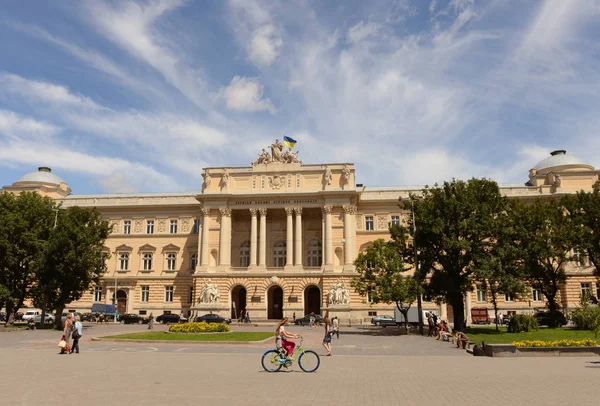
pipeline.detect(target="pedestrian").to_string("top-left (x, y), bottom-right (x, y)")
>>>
top-left (497, 312), bottom-right (503, 326)
top-left (70, 316), bottom-right (82, 354)
top-left (427, 315), bottom-right (434, 337)
top-left (61, 313), bottom-right (73, 354)
top-left (332, 316), bottom-right (339, 339)
top-left (179, 312), bottom-right (184, 322)
top-left (148, 313), bottom-right (154, 330)
top-left (322, 317), bottom-right (332, 356)
top-left (99, 313), bottom-right (105, 324)
top-left (245, 311), bottom-right (251, 323)
top-left (293, 311), bottom-right (296, 322)
top-left (310, 312), bottom-right (316, 329)
top-left (95, 311), bottom-right (100, 324)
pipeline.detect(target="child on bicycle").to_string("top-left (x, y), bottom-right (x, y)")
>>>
top-left (275, 317), bottom-right (299, 360)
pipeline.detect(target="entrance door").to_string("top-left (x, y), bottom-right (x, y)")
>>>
top-left (116, 290), bottom-right (127, 315)
top-left (268, 286), bottom-right (283, 319)
top-left (304, 286), bottom-right (321, 316)
top-left (231, 286), bottom-right (247, 319)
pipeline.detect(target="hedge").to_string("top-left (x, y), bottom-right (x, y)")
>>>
top-left (169, 322), bottom-right (231, 333)
top-left (512, 339), bottom-right (597, 348)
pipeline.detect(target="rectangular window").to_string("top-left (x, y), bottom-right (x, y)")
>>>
top-left (94, 287), bottom-right (102, 302)
top-left (146, 220), bottom-right (154, 234)
top-left (476, 285), bottom-right (487, 302)
top-left (422, 293), bottom-right (432, 302)
top-left (365, 216), bottom-right (374, 231)
top-left (368, 311), bottom-right (377, 316)
top-left (166, 253), bottom-right (177, 271)
top-left (391, 215), bottom-right (400, 226)
top-left (597, 283), bottom-right (600, 298)
top-left (367, 288), bottom-right (375, 303)
top-left (190, 253), bottom-right (198, 270)
top-left (189, 286), bottom-right (194, 303)
top-left (581, 283), bottom-right (592, 298)
top-left (504, 293), bottom-right (514, 302)
top-left (123, 220), bottom-right (131, 235)
top-left (192, 219), bottom-right (200, 234)
top-left (139, 310), bottom-right (147, 315)
top-left (119, 253), bottom-right (129, 271)
top-left (143, 253), bottom-right (153, 270)
top-left (170, 220), bottom-right (178, 234)
top-left (532, 288), bottom-right (543, 302)
top-left (141, 286), bottom-right (149, 303)
top-left (165, 286), bottom-right (174, 303)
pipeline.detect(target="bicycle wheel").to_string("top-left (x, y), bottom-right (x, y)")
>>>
top-left (298, 350), bottom-right (320, 373)
top-left (261, 349), bottom-right (283, 372)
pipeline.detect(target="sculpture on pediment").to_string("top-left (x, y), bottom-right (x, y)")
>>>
top-left (341, 165), bottom-right (351, 188)
top-left (253, 149), bottom-right (272, 166)
top-left (271, 139), bottom-right (284, 162)
top-left (269, 175), bottom-right (284, 190)
top-left (327, 280), bottom-right (350, 305)
top-left (323, 166), bottom-right (332, 186)
top-left (282, 147), bottom-right (302, 164)
top-left (199, 279), bottom-right (220, 304)
top-left (202, 169), bottom-right (211, 190)
top-left (220, 169), bottom-right (230, 189)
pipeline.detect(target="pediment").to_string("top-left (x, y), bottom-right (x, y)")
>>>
top-left (115, 244), bottom-right (133, 252)
top-left (162, 243), bottom-right (181, 252)
top-left (138, 244), bottom-right (156, 252)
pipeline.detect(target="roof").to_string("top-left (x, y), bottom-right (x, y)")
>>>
top-left (533, 150), bottom-right (593, 172)
top-left (15, 167), bottom-right (65, 186)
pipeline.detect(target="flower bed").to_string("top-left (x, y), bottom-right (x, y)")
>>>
top-left (169, 322), bottom-right (230, 333)
top-left (512, 339), bottom-right (597, 348)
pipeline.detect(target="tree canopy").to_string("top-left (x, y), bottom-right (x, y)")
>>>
top-left (565, 185), bottom-right (600, 278)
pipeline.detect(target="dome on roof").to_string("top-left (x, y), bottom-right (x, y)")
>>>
top-left (533, 150), bottom-right (594, 173)
top-left (14, 167), bottom-right (66, 186)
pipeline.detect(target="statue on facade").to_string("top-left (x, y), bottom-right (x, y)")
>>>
top-left (341, 165), bottom-right (351, 188)
top-left (199, 279), bottom-right (220, 304)
top-left (554, 174), bottom-right (562, 189)
top-left (252, 149), bottom-right (272, 166)
top-left (270, 139), bottom-right (285, 162)
top-left (220, 169), bottom-right (230, 189)
top-left (327, 280), bottom-right (350, 305)
top-left (202, 169), bottom-right (211, 190)
top-left (282, 147), bottom-right (302, 164)
top-left (323, 166), bottom-right (332, 186)
top-left (528, 168), bottom-right (537, 181)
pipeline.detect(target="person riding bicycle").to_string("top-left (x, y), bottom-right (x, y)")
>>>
top-left (275, 317), bottom-right (299, 360)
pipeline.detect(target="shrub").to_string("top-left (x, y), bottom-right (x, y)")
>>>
top-left (169, 322), bottom-right (230, 333)
top-left (512, 339), bottom-right (597, 348)
top-left (507, 314), bottom-right (539, 333)
top-left (571, 305), bottom-right (600, 331)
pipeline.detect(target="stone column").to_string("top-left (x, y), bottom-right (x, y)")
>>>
top-left (343, 205), bottom-right (357, 266)
top-left (200, 208), bottom-right (210, 266)
top-left (219, 208), bottom-right (231, 266)
top-left (440, 303), bottom-right (448, 321)
top-left (294, 207), bottom-right (303, 267)
top-left (259, 208), bottom-right (267, 267)
top-left (250, 208), bottom-right (258, 267)
top-left (465, 290), bottom-right (473, 325)
top-left (323, 205), bottom-right (333, 266)
top-left (285, 208), bottom-right (294, 268)
top-left (196, 213), bottom-right (202, 272)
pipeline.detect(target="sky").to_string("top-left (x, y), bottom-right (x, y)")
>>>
top-left (1, 0), bottom-right (599, 195)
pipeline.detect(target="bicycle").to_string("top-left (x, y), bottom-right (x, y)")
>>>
top-left (261, 335), bottom-right (320, 373)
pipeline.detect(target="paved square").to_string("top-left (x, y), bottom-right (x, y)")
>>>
top-left (1, 324), bottom-right (599, 405)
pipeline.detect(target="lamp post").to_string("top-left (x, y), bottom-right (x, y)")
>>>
top-left (114, 269), bottom-right (118, 324)
top-left (40, 207), bottom-right (60, 330)
top-left (403, 198), bottom-right (424, 336)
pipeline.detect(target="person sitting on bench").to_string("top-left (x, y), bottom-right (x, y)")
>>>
top-left (455, 330), bottom-right (470, 349)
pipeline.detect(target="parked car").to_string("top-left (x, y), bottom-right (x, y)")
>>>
top-left (195, 314), bottom-right (231, 324)
top-left (156, 313), bottom-right (183, 324)
top-left (0, 312), bottom-right (6, 322)
top-left (534, 311), bottom-right (567, 327)
top-left (22, 310), bottom-right (42, 321)
top-left (294, 314), bottom-right (324, 326)
top-left (120, 314), bottom-right (149, 324)
top-left (371, 315), bottom-right (397, 327)
top-left (33, 314), bottom-right (55, 324)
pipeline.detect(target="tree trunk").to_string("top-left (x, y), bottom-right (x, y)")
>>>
top-left (39, 293), bottom-right (47, 330)
top-left (449, 294), bottom-right (466, 332)
top-left (55, 305), bottom-right (65, 331)
top-left (491, 295), bottom-right (499, 332)
top-left (546, 295), bottom-right (559, 328)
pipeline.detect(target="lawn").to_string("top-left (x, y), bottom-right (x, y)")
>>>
top-left (101, 331), bottom-right (275, 342)
top-left (466, 327), bottom-right (599, 345)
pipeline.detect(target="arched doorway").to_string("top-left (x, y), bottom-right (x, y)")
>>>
top-left (267, 285), bottom-right (283, 319)
top-left (116, 290), bottom-right (127, 315)
top-left (304, 285), bottom-right (321, 316)
top-left (231, 285), bottom-right (247, 319)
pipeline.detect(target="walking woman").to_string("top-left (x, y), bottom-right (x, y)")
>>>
top-left (322, 317), bottom-right (332, 356)
top-left (275, 317), bottom-right (299, 360)
top-left (61, 313), bottom-right (73, 354)
top-left (148, 313), bottom-right (154, 330)
top-left (70, 316), bottom-right (82, 354)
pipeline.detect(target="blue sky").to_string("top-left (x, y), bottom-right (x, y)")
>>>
top-left (1, 0), bottom-right (599, 194)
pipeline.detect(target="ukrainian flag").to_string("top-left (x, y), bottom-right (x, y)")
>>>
top-left (283, 136), bottom-right (297, 148)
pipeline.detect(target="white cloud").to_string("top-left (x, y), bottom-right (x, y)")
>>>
top-left (221, 76), bottom-right (275, 113)
top-left (0, 109), bottom-right (61, 141)
top-left (347, 21), bottom-right (382, 44)
top-left (248, 24), bottom-right (282, 66)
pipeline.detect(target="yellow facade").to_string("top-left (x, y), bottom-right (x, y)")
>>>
top-left (3, 147), bottom-right (600, 323)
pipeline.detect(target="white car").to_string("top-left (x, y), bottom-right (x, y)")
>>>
top-left (33, 314), bottom-right (55, 324)
top-left (22, 310), bottom-right (41, 321)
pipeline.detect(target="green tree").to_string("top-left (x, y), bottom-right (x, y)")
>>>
top-left (0, 192), bottom-right (55, 324)
top-left (565, 185), bottom-right (600, 277)
top-left (352, 235), bottom-right (419, 332)
top-left (408, 178), bottom-right (507, 332)
top-left (512, 198), bottom-right (577, 327)
top-left (32, 206), bottom-right (111, 329)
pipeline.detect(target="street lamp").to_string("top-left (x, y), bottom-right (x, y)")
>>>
top-left (40, 207), bottom-right (61, 330)
top-left (401, 197), bottom-right (424, 336)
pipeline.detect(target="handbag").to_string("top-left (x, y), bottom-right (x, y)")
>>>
top-left (72, 330), bottom-right (80, 339)
top-left (58, 336), bottom-right (67, 348)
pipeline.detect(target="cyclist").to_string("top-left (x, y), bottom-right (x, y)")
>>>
top-left (275, 317), bottom-right (299, 360)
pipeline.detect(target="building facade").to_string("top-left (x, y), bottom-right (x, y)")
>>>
top-left (4, 145), bottom-right (600, 323)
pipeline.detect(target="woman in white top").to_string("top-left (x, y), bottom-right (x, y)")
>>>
top-left (275, 317), bottom-right (298, 359)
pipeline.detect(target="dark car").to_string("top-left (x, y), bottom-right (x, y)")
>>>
top-left (294, 314), bottom-right (324, 326)
top-left (371, 315), bottom-right (397, 327)
top-left (534, 311), bottom-right (567, 327)
top-left (156, 313), bottom-right (184, 324)
top-left (120, 314), bottom-right (149, 324)
top-left (0, 313), bottom-right (6, 322)
top-left (195, 313), bottom-right (231, 324)
top-left (80, 313), bottom-right (94, 322)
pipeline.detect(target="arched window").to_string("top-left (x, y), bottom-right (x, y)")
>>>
top-left (307, 240), bottom-right (322, 267)
top-left (119, 253), bottom-right (129, 270)
top-left (143, 253), bottom-right (153, 270)
top-left (190, 253), bottom-right (198, 270)
top-left (272, 241), bottom-right (286, 267)
top-left (240, 241), bottom-right (250, 267)
top-left (166, 253), bottom-right (177, 270)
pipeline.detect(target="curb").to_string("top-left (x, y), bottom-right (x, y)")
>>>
top-left (91, 336), bottom-right (275, 345)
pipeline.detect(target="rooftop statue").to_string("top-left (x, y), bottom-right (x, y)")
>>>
top-left (252, 140), bottom-right (301, 165)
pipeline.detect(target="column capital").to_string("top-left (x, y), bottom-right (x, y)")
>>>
top-left (201, 208), bottom-right (211, 216)
top-left (219, 208), bottom-right (232, 217)
top-left (249, 208), bottom-right (258, 216)
top-left (343, 204), bottom-right (357, 215)
top-left (258, 207), bottom-right (268, 216)
top-left (322, 205), bottom-right (333, 214)
top-left (285, 207), bottom-right (294, 216)
top-left (294, 207), bottom-right (303, 215)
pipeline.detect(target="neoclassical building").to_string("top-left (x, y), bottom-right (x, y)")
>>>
top-left (3, 145), bottom-right (600, 323)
